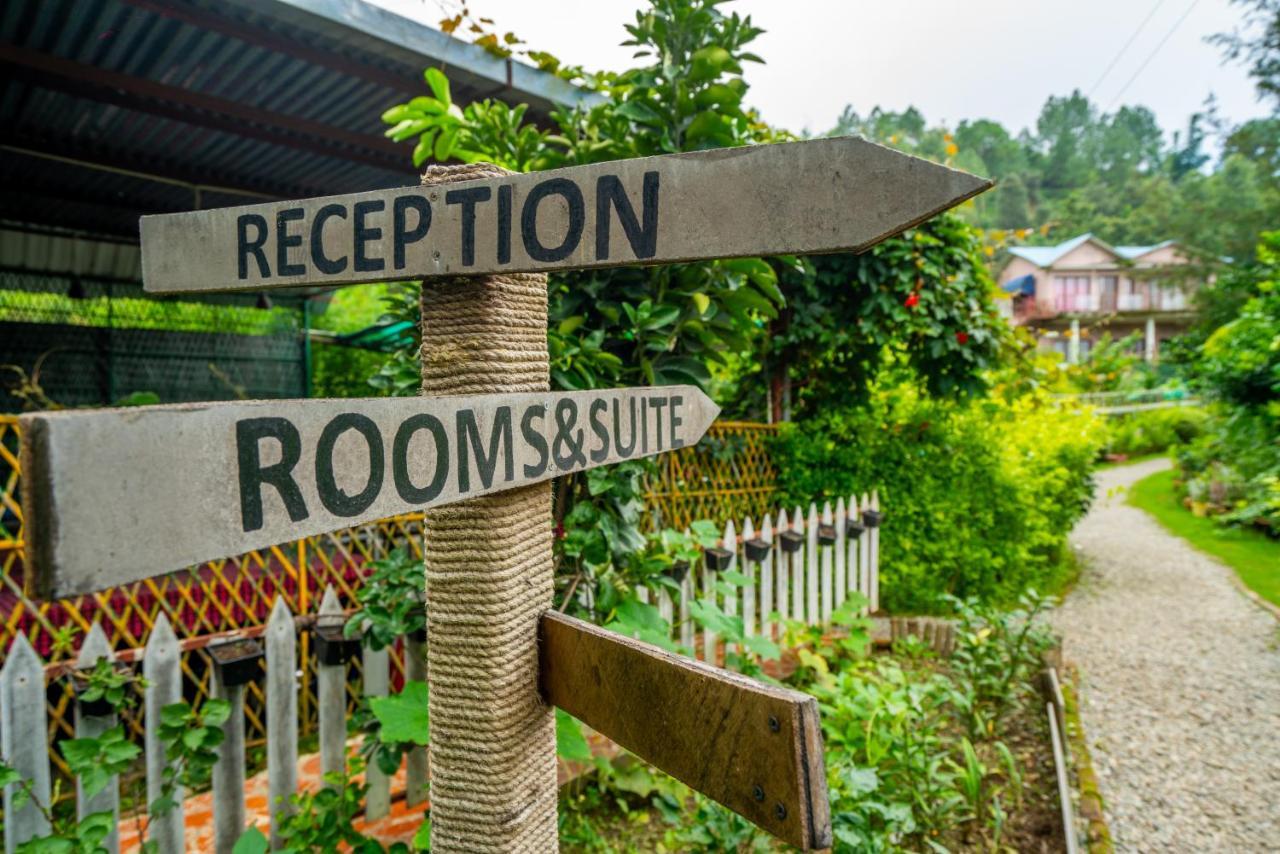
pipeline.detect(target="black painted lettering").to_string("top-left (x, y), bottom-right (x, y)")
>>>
top-left (640, 397), bottom-right (648, 454)
top-left (275, 208), bottom-right (305, 277)
top-left (353, 200), bottom-right (386, 273)
top-left (595, 172), bottom-right (660, 260)
top-left (497, 184), bottom-right (513, 264)
top-left (520, 404), bottom-right (549, 478)
top-left (521, 178), bottom-right (585, 262)
top-left (315, 414), bottom-right (385, 517)
top-left (456, 407), bottom-right (514, 492)
top-left (237, 214), bottom-right (270, 280)
top-left (650, 396), bottom-right (668, 451)
top-left (393, 413), bottom-right (449, 503)
top-left (588, 399), bottom-right (609, 463)
top-left (446, 186), bottom-right (491, 267)
top-left (612, 396), bottom-right (637, 458)
top-left (236, 418), bottom-right (307, 531)
top-left (669, 394), bottom-right (685, 449)
top-left (311, 204), bottom-right (348, 275)
top-left (393, 195), bottom-right (431, 270)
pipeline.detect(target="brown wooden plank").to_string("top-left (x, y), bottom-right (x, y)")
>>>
top-left (140, 136), bottom-right (991, 294)
top-left (539, 611), bottom-right (832, 850)
top-left (20, 387), bottom-right (717, 598)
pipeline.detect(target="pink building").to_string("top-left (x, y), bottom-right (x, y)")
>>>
top-left (997, 233), bottom-right (1203, 362)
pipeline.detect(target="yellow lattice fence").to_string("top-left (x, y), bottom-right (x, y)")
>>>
top-left (1, 414), bottom-right (778, 781)
top-left (643, 420), bottom-right (779, 531)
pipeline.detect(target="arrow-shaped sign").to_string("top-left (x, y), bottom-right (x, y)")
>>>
top-left (19, 386), bottom-right (717, 597)
top-left (139, 136), bottom-right (990, 294)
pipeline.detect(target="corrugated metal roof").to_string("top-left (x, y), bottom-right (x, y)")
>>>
top-left (0, 0), bottom-right (594, 249)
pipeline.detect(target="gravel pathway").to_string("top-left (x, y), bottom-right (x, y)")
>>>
top-left (1052, 457), bottom-right (1280, 853)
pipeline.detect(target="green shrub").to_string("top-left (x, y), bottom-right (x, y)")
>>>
top-left (772, 385), bottom-right (1102, 611)
top-left (1102, 406), bottom-right (1209, 457)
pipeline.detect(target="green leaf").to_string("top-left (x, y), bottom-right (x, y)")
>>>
top-left (412, 130), bottom-right (439, 168)
top-left (232, 826), bottom-right (269, 854)
top-left (202, 699), bottom-right (231, 727)
top-left (370, 680), bottom-right (430, 745)
top-left (555, 709), bottom-right (592, 762)
top-left (412, 816), bottom-right (432, 851)
top-left (434, 127), bottom-right (458, 162)
top-left (424, 68), bottom-right (452, 105)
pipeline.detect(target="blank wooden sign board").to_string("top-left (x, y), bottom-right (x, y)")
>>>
top-left (18, 136), bottom-right (989, 851)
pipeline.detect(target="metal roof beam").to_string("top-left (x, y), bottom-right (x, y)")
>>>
top-left (0, 42), bottom-right (417, 177)
top-left (117, 0), bottom-right (422, 98)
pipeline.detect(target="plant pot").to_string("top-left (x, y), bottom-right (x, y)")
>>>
top-left (844, 519), bottom-right (865, 540)
top-left (778, 530), bottom-right (805, 554)
top-left (666, 559), bottom-right (691, 584)
top-left (861, 509), bottom-right (883, 528)
top-left (314, 623), bottom-right (362, 667)
top-left (816, 524), bottom-right (837, 546)
top-left (744, 538), bottom-right (771, 563)
top-left (703, 547), bottom-right (734, 572)
top-left (207, 637), bottom-right (264, 687)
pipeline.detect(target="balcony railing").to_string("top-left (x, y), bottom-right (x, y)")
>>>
top-left (1016, 288), bottom-right (1191, 320)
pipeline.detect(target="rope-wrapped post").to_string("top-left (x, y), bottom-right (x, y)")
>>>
top-left (418, 163), bottom-right (558, 851)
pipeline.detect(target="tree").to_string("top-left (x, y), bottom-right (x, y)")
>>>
top-left (1211, 0), bottom-right (1280, 113)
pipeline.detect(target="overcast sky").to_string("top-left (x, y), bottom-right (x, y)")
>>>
top-left (374, 0), bottom-right (1269, 140)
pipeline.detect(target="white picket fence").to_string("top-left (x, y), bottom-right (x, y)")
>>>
top-left (0, 490), bottom-right (881, 853)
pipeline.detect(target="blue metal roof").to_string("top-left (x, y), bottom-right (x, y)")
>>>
top-left (1007, 233), bottom-right (1179, 268)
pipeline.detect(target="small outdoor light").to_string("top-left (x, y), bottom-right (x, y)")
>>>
top-left (744, 538), bottom-right (771, 563)
top-left (845, 519), bottom-right (866, 540)
top-left (862, 508), bottom-right (884, 528)
top-left (778, 530), bottom-right (805, 554)
top-left (207, 637), bottom-right (264, 687)
top-left (666, 559), bottom-right (691, 584)
top-left (816, 524), bottom-right (838, 546)
top-left (313, 615), bottom-right (362, 667)
top-left (703, 546), bottom-right (734, 572)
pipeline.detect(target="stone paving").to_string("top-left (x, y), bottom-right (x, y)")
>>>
top-left (1052, 458), bottom-right (1280, 852)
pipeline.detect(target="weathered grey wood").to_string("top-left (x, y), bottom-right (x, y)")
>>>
top-left (540, 612), bottom-right (831, 851)
top-left (805, 503), bottom-right (819, 623)
top-left (402, 634), bottom-right (428, 807)
top-left (833, 497), bottom-right (847, 612)
top-left (760, 515), bottom-right (775, 638)
top-left (317, 586), bottom-right (346, 785)
top-left (21, 386), bottom-right (718, 597)
top-left (1047, 701), bottom-right (1080, 854)
top-left (139, 137), bottom-right (990, 294)
top-left (211, 675), bottom-right (246, 854)
top-left (820, 502), bottom-right (834, 624)
top-left (265, 597), bottom-right (297, 848)
top-left (722, 519), bottom-right (738, 660)
top-left (869, 491), bottom-right (881, 613)
top-left (362, 642), bottom-right (391, 820)
top-left (859, 493), bottom-right (871, 615)
top-left (678, 570), bottom-right (694, 652)
top-left (741, 518), bottom-right (756, 642)
top-left (2, 634), bottom-right (52, 850)
top-left (701, 541), bottom-right (717, 663)
top-left (143, 613), bottom-right (184, 853)
top-left (774, 510), bottom-right (789, 628)
top-left (74, 624), bottom-right (120, 854)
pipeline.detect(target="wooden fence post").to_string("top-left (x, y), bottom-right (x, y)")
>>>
top-left (2, 635), bottom-right (51, 850)
top-left (834, 497), bottom-right (847, 612)
top-left (870, 491), bottom-right (881, 613)
top-left (403, 634), bottom-right (428, 807)
top-left (702, 540), bottom-right (717, 663)
top-left (211, 667), bottom-right (246, 854)
top-left (820, 502), bottom-right (834, 624)
top-left (760, 515), bottom-right (775, 639)
top-left (806, 503), bottom-right (819, 624)
top-left (741, 518), bottom-right (756, 643)
top-left (363, 642), bottom-right (391, 820)
top-left (144, 613), bottom-right (184, 853)
top-left (859, 493), bottom-right (871, 615)
top-left (775, 510), bottom-right (789, 629)
top-left (74, 624), bottom-right (121, 854)
top-left (317, 585), bottom-right (345, 783)
top-left (266, 597), bottom-right (298, 846)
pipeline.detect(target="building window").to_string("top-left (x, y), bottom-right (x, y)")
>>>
top-left (1118, 278), bottom-right (1147, 311)
top-left (1052, 275), bottom-right (1093, 312)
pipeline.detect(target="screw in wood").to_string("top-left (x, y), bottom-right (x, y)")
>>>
top-left (753, 785), bottom-right (764, 802)
top-left (768, 715), bottom-right (780, 732)
top-left (775, 803), bottom-right (787, 820)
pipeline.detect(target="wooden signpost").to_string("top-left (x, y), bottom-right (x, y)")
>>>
top-left (19, 387), bottom-right (717, 597)
top-left (16, 136), bottom-right (989, 852)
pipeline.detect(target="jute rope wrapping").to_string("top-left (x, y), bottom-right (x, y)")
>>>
top-left (419, 163), bottom-right (558, 851)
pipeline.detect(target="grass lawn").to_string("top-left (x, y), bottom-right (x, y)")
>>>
top-left (1128, 468), bottom-right (1280, 609)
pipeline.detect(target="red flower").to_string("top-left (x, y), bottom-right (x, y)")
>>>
top-left (904, 293), bottom-right (920, 308)
top-left (956, 331), bottom-right (969, 344)
top-left (553, 523), bottom-right (565, 540)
